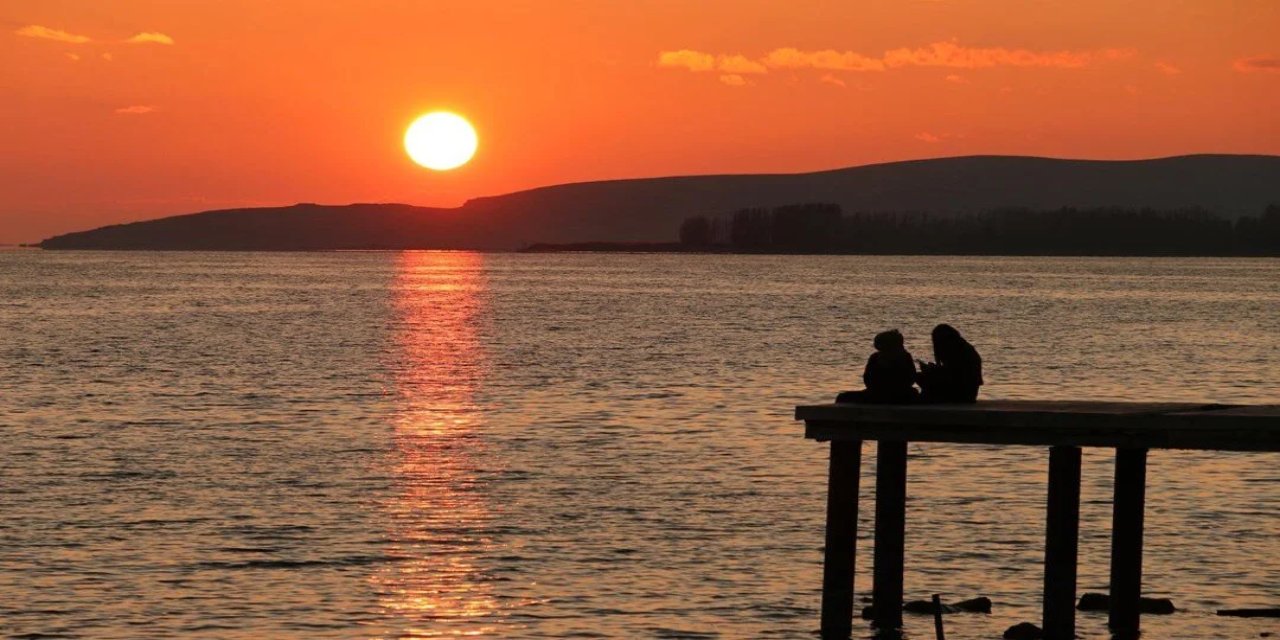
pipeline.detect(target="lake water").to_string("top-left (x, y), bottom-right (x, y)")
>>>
top-left (2, 251), bottom-right (1278, 639)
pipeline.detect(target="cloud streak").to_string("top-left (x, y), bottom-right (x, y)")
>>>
top-left (15, 25), bottom-right (175, 46)
top-left (127, 32), bottom-right (174, 45)
top-left (15, 25), bottom-right (91, 44)
top-left (659, 41), bottom-right (1133, 85)
top-left (658, 49), bottom-right (765, 74)
top-left (763, 47), bottom-right (885, 72)
top-left (882, 41), bottom-right (1132, 68)
top-left (1234, 56), bottom-right (1280, 73)
top-left (115, 105), bottom-right (157, 115)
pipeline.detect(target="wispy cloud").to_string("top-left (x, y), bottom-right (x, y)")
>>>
top-left (1234, 56), bottom-right (1280, 73)
top-left (660, 40), bottom-right (1133, 85)
top-left (945, 74), bottom-right (967, 83)
top-left (719, 74), bottom-right (747, 86)
top-left (762, 47), bottom-right (885, 72)
top-left (16, 25), bottom-right (176, 47)
top-left (15, 25), bottom-right (91, 44)
top-left (65, 52), bottom-right (81, 62)
top-left (914, 131), bottom-right (964, 143)
top-left (883, 41), bottom-right (1132, 69)
top-left (1154, 61), bottom-right (1181, 76)
top-left (819, 74), bottom-right (847, 88)
top-left (718, 55), bottom-right (766, 74)
top-left (658, 49), bottom-right (714, 72)
top-left (115, 105), bottom-right (157, 115)
top-left (658, 49), bottom-right (764, 74)
top-left (127, 32), bottom-right (174, 45)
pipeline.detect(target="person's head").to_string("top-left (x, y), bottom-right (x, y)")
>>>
top-left (873, 329), bottom-right (905, 353)
top-left (931, 323), bottom-right (968, 360)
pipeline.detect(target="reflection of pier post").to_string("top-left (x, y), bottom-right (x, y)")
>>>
top-left (796, 400), bottom-right (1280, 639)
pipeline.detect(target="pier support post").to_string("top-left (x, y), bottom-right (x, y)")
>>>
top-left (1109, 447), bottom-right (1148, 637)
top-left (1042, 445), bottom-right (1081, 640)
top-left (821, 439), bottom-right (862, 639)
top-left (873, 440), bottom-right (908, 630)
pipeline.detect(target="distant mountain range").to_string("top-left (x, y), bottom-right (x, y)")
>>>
top-left (38, 154), bottom-right (1280, 250)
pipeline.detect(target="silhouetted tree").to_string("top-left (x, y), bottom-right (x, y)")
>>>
top-left (679, 216), bottom-right (712, 246)
top-left (680, 204), bottom-right (1276, 256)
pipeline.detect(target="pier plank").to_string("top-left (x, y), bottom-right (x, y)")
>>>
top-left (798, 401), bottom-right (1280, 452)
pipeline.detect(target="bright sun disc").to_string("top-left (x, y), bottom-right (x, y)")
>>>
top-left (404, 112), bottom-right (477, 171)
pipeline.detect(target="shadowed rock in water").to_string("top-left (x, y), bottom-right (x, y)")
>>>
top-left (1216, 608), bottom-right (1280, 618)
top-left (902, 596), bottom-right (992, 614)
top-left (867, 596), bottom-right (993, 618)
top-left (1003, 621), bottom-right (1043, 639)
top-left (1076, 592), bottom-right (1176, 614)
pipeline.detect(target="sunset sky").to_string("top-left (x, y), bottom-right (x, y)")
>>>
top-left (3, 0), bottom-right (1278, 243)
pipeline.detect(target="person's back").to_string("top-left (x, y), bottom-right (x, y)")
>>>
top-left (918, 323), bottom-right (983, 403)
top-left (837, 329), bottom-right (918, 404)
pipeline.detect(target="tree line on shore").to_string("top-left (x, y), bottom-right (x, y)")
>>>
top-left (677, 203), bottom-right (1280, 256)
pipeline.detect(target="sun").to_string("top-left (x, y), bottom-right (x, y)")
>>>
top-left (404, 111), bottom-right (477, 171)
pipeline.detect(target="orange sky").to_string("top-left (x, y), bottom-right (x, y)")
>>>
top-left (2, 0), bottom-right (1278, 243)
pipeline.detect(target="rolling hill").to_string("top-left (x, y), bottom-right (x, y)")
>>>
top-left (38, 154), bottom-right (1280, 250)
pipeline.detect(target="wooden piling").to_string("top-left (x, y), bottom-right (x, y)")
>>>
top-left (1109, 447), bottom-right (1148, 636)
top-left (821, 440), bottom-right (861, 639)
top-left (797, 401), bottom-right (1280, 638)
top-left (873, 440), bottom-right (908, 630)
top-left (1042, 445), bottom-right (1081, 639)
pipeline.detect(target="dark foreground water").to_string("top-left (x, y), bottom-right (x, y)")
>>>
top-left (2, 251), bottom-right (1278, 639)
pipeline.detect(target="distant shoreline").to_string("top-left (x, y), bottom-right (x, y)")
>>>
top-left (520, 242), bottom-right (1279, 258)
top-left (14, 243), bottom-right (1279, 258)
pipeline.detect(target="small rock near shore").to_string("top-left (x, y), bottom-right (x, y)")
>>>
top-left (1003, 621), bottom-right (1043, 640)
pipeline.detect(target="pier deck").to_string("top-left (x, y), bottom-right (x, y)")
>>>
top-left (795, 400), bottom-right (1280, 639)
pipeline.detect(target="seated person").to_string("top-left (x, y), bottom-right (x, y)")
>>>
top-left (917, 323), bottom-right (983, 403)
top-left (835, 329), bottom-right (919, 404)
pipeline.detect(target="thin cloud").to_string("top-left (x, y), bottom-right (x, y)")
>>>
top-left (718, 55), bottom-right (766, 74)
top-left (1234, 56), bottom-right (1280, 73)
top-left (660, 41), bottom-right (1133, 85)
top-left (65, 52), bottom-right (81, 62)
top-left (115, 105), bottom-right (157, 115)
top-left (1154, 61), bottom-right (1181, 76)
top-left (127, 32), bottom-right (174, 45)
top-left (658, 49), bottom-right (716, 72)
top-left (883, 41), bottom-right (1132, 69)
top-left (763, 47), bottom-right (885, 72)
top-left (915, 131), bottom-right (964, 143)
top-left (719, 74), bottom-right (748, 86)
top-left (819, 74), bottom-right (847, 88)
top-left (15, 25), bottom-right (91, 44)
top-left (102, 52), bottom-right (113, 62)
top-left (658, 49), bottom-right (765, 74)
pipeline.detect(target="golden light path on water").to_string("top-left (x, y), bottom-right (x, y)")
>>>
top-left (374, 251), bottom-right (497, 637)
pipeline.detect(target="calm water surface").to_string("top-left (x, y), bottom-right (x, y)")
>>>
top-left (2, 251), bottom-right (1278, 639)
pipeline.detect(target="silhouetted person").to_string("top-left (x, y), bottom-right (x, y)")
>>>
top-left (917, 323), bottom-right (983, 403)
top-left (835, 329), bottom-right (919, 404)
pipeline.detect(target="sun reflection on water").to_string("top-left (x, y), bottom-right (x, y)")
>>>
top-left (373, 251), bottom-right (497, 637)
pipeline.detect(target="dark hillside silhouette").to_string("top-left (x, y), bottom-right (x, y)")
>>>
top-left (39, 155), bottom-right (1280, 250)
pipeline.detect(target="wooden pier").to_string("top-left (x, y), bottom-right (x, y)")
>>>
top-left (795, 400), bottom-right (1280, 639)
